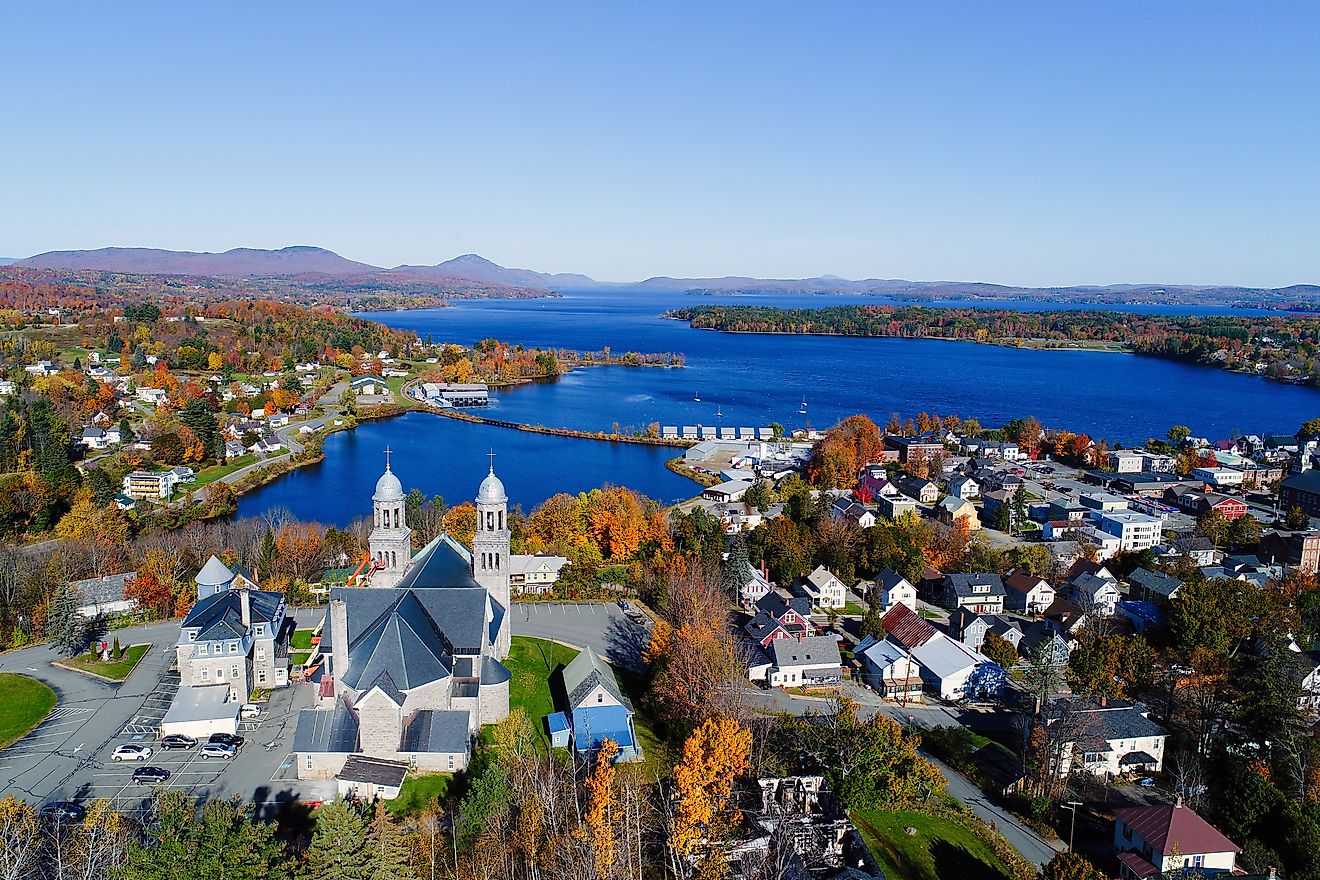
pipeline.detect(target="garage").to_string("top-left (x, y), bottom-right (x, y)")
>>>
top-left (159, 685), bottom-right (240, 738)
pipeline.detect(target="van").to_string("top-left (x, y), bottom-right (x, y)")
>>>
top-left (240, 704), bottom-right (261, 719)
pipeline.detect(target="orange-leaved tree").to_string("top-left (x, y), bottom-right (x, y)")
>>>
top-left (669, 718), bottom-right (751, 865)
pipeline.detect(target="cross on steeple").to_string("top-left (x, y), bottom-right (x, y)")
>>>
top-left (384, 446), bottom-right (392, 470)
top-left (487, 448), bottom-right (496, 473)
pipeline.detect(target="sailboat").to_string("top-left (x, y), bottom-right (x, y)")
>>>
top-left (799, 396), bottom-right (808, 415)
top-left (715, 405), bottom-right (723, 419)
top-left (693, 391), bottom-right (701, 402)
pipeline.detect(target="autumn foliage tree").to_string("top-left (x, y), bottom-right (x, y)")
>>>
top-left (807, 415), bottom-right (884, 488)
top-left (644, 572), bottom-right (746, 727)
top-left (578, 739), bottom-right (620, 880)
top-left (667, 718), bottom-right (752, 871)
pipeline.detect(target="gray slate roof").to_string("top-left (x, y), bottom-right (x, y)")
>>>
top-left (945, 573), bottom-right (1007, 600)
top-left (1128, 568), bottom-right (1183, 599)
top-left (341, 592), bottom-right (456, 691)
top-left (293, 702), bottom-right (359, 754)
top-left (769, 635), bottom-right (841, 669)
top-left (338, 754), bottom-right (408, 787)
top-left (69, 572), bottom-right (134, 606)
top-left (402, 709), bottom-right (471, 753)
top-left (563, 646), bottom-right (631, 711)
top-left (181, 587), bottom-right (283, 640)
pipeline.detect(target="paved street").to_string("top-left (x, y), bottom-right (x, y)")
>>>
top-left (0, 614), bottom-right (333, 815)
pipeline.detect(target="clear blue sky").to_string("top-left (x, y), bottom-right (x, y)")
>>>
top-left (4, 3), bottom-right (1317, 286)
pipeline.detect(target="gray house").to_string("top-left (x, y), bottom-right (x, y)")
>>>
top-left (175, 556), bottom-right (289, 700)
top-left (943, 573), bottom-right (1007, 614)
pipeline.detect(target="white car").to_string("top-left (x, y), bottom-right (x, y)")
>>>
top-left (111, 744), bottom-right (153, 762)
top-left (239, 704), bottom-right (261, 719)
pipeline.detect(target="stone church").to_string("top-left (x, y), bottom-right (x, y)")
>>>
top-left (293, 457), bottom-right (513, 778)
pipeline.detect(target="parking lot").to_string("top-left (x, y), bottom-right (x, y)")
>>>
top-left (0, 615), bottom-right (334, 814)
top-left (512, 602), bottom-right (650, 670)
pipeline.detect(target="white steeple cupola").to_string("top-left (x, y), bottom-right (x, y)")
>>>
top-left (473, 451), bottom-right (511, 657)
top-left (368, 448), bottom-right (412, 589)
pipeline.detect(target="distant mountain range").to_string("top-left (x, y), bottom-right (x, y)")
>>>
top-left (15, 245), bottom-right (376, 276)
top-left (7, 245), bottom-right (1319, 307)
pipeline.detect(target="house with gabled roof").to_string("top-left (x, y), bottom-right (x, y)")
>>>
top-left (1113, 799), bottom-right (1240, 879)
top-left (176, 557), bottom-right (288, 700)
top-left (854, 635), bottom-right (923, 702)
top-left (1004, 570), bottom-right (1055, 615)
top-left (755, 591), bottom-right (814, 632)
top-left (797, 565), bottom-right (847, 610)
top-left (766, 635), bottom-right (842, 689)
top-left (1045, 697), bottom-right (1166, 779)
top-left (943, 573), bottom-right (1006, 615)
top-left (1127, 568), bottom-right (1183, 604)
top-left (874, 569), bottom-right (917, 611)
top-left (879, 604), bottom-right (991, 700)
top-left (556, 646), bottom-right (640, 760)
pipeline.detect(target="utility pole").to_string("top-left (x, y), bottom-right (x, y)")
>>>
top-left (1063, 800), bottom-right (1083, 852)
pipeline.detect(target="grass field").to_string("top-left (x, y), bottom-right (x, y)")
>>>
top-left (0, 674), bottom-right (57, 749)
top-left (193, 455), bottom-right (256, 487)
top-left (387, 773), bottom-right (452, 816)
top-left (62, 644), bottom-right (151, 681)
top-left (852, 807), bottom-right (1017, 880)
top-left (291, 629), bottom-right (316, 650)
top-left (505, 636), bottom-right (579, 745)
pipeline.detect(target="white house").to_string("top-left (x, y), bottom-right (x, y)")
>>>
top-left (878, 604), bottom-right (989, 700)
top-left (1003, 570), bottom-right (1055, 615)
top-left (1113, 800), bottom-right (1239, 880)
top-left (80, 427), bottom-right (110, 450)
top-left (1069, 570), bottom-right (1122, 616)
top-left (854, 635), bottom-right (923, 702)
top-left (874, 569), bottom-right (917, 611)
top-left (69, 572), bottom-right (137, 618)
top-left (0, 380), bottom-right (15, 396)
top-left (946, 476), bottom-right (979, 500)
top-left (1092, 511), bottom-right (1162, 552)
top-left (137, 387), bottom-right (168, 406)
top-left (765, 635), bottom-right (842, 689)
top-left (1192, 466), bottom-right (1245, 489)
top-left (798, 565), bottom-right (847, 610)
top-left (122, 470), bottom-right (179, 501)
top-left (1047, 697), bottom-right (1166, 779)
top-left (508, 554), bottom-right (569, 595)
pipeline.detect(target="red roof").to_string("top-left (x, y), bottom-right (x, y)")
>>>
top-left (1114, 802), bottom-right (1239, 857)
top-left (880, 603), bottom-right (938, 649)
top-left (1116, 851), bottom-right (1160, 879)
top-left (1005, 570), bottom-right (1049, 595)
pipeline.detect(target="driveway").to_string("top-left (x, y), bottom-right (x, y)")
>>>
top-left (511, 602), bottom-right (648, 671)
top-left (0, 619), bottom-right (332, 814)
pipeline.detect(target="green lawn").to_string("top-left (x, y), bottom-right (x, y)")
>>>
top-left (0, 674), bottom-right (57, 749)
top-left (851, 807), bottom-right (1017, 880)
top-left (193, 455), bottom-right (256, 487)
top-left (387, 772), bottom-right (452, 816)
top-left (505, 636), bottom-right (579, 744)
top-left (843, 601), bottom-right (866, 616)
top-left (290, 650), bottom-right (312, 667)
top-left (61, 644), bottom-right (150, 682)
top-left (290, 629), bottom-right (316, 650)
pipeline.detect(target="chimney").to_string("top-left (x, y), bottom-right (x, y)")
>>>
top-left (1175, 795), bottom-right (1183, 808)
top-left (239, 589), bottom-right (251, 629)
top-left (330, 598), bottom-right (349, 682)
top-left (1100, 695), bottom-right (1108, 708)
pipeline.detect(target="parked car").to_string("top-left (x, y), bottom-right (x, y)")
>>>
top-left (38, 802), bottom-right (86, 822)
top-left (239, 704), bottom-right (261, 719)
top-left (132, 766), bottom-right (171, 784)
top-left (111, 744), bottom-right (153, 762)
top-left (199, 742), bottom-right (238, 760)
top-left (1137, 777), bottom-right (1156, 787)
top-left (208, 732), bottom-right (245, 748)
top-left (159, 734), bottom-right (197, 750)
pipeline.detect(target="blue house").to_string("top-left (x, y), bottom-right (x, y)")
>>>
top-left (561, 646), bottom-right (641, 761)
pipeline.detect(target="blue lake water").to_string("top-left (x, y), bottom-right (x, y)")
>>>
top-left (235, 288), bottom-right (1320, 525)
top-left (234, 410), bottom-right (697, 526)
top-left (363, 288), bottom-right (1320, 444)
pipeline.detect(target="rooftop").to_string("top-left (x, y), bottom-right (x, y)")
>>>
top-left (1114, 801), bottom-right (1239, 857)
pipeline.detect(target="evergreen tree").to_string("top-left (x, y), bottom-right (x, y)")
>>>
top-left (119, 416), bottom-right (134, 442)
top-left (120, 791), bottom-right (291, 880)
top-left (719, 534), bottom-right (753, 597)
top-left (48, 585), bottom-right (88, 657)
top-left (859, 603), bottom-right (886, 641)
top-left (306, 799), bottom-right (370, 880)
top-left (366, 800), bottom-right (412, 880)
top-left (179, 397), bottom-right (222, 461)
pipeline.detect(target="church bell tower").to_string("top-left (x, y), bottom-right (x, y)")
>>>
top-left (473, 453), bottom-right (511, 657)
top-left (368, 449), bottom-right (412, 589)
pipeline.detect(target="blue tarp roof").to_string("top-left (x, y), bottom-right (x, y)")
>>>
top-left (572, 705), bottom-right (634, 751)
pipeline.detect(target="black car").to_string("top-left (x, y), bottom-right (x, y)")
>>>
top-left (208, 732), bottom-right (244, 748)
top-left (132, 766), bottom-right (171, 784)
top-left (38, 801), bottom-right (86, 822)
top-left (159, 734), bottom-right (197, 750)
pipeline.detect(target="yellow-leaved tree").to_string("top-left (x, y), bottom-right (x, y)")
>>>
top-left (579, 738), bottom-right (620, 879)
top-left (668, 717), bottom-right (751, 871)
